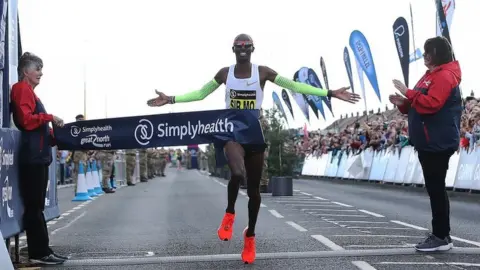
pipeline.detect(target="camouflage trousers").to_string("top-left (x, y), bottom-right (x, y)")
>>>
top-left (260, 155), bottom-right (269, 186)
top-left (126, 155), bottom-right (136, 184)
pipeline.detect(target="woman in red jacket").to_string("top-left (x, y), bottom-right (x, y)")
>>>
top-left (10, 52), bottom-right (67, 265)
top-left (389, 37), bottom-right (461, 253)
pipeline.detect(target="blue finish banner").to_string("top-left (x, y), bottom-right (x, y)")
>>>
top-left (53, 109), bottom-right (265, 150)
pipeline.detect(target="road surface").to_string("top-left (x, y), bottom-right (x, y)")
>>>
top-left (23, 168), bottom-right (480, 269)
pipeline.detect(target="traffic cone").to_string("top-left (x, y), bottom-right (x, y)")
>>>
top-left (86, 163), bottom-right (98, 197)
top-left (72, 163), bottom-right (92, 201)
top-left (92, 161), bottom-right (104, 195)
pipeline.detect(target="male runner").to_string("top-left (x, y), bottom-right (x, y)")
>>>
top-left (147, 33), bottom-right (360, 264)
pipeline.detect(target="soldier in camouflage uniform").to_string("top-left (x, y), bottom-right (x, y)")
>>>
top-left (186, 150), bottom-right (192, 169)
top-left (158, 147), bottom-right (168, 176)
top-left (125, 149), bottom-right (137, 186)
top-left (147, 148), bottom-right (155, 179)
top-left (139, 149), bottom-right (148, 182)
top-left (260, 109), bottom-right (270, 191)
top-left (95, 150), bottom-right (116, 193)
top-left (71, 114), bottom-right (89, 194)
top-left (153, 149), bottom-right (160, 175)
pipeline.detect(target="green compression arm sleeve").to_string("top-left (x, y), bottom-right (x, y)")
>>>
top-left (174, 79), bottom-right (221, 103)
top-left (273, 75), bottom-right (329, 97)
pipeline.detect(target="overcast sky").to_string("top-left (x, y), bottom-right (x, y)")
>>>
top-left (18, 0), bottom-right (479, 132)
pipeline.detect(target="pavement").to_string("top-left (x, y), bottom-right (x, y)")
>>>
top-left (14, 168), bottom-right (480, 269)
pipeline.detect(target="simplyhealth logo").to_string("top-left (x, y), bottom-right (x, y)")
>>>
top-left (134, 118), bottom-right (234, 146)
top-left (0, 137), bottom-right (15, 219)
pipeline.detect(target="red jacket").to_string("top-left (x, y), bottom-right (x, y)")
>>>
top-left (11, 81), bottom-right (56, 164)
top-left (399, 61), bottom-right (462, 152)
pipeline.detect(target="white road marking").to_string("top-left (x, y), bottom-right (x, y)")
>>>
top-left (390, 220), bottom-right (428, 231)
top-left (331, 201), bottom-right (353, 207)
top-left (61, 212), bottom-right (71, 216)
top-left (47, 220), bottom-right (57, 225)
top-left (332, 235), bottom-right (424, 238)
top-left (146, 251), bottom-right (155, 257)
top-left (376, 262), bottom-right (480, 267)
top-left (19, 236), bottom-right (26, 240)
top-left (299, 192), bottom-right (312, 196)
top-left (451, 236), bottom-right (480, 247)
top-left (346, 227), bottom-right (418, 230)
top-left (73, 206), bottom-right (82, 210)
top-left (293, 189), bottom-right (300, 192)
top-left (277, 200), bottom-right (331, 203)
top-left (352, 261), bottom-right (378, 270)
top-left (268, 210), bottom-right (284, 218)
top-left (312, 214), bottom-right (368, 217)
top-left (285, 204), bottom-right (337, 207)
top-left (335, 221), bottom-right (389, 224)
top-left (219, 183), bottom-right (227, 187)
top-left (347, 244), bottom-right (414, 248)
top-left (313, 196), bottom-right (328, 201)
top-left (311, 235), bottom-right (344, 251)
top-left (286, 221), bottom-right (308, 232)
top-left (66, 209), bottom-right (75, 213)
top-left (358, 210), bottom-right (385, 218)
top-left (260, 203), bottom-right (267, 208)
top-left (239, 191), bottom-right (247, 196)
top-left (51, 212), bottom-right (87, 236)
top-left (304, 209), bottom-right (357, 212)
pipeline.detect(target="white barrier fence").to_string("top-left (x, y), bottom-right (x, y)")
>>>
top-left (301, 146), bottom-right (480, 191)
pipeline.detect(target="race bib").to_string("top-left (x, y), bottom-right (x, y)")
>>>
top-left (229, 90), bottom-right (256, 109)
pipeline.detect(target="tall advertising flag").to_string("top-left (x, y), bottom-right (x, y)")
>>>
top-left (393, 17), bottom-right (410, 87)
top-left (307, 68), bottom-right (334, 117)
top-left (272, 91), bottom-right (288, 124)
top-left (288, 72), bottom-right (310, 122)
top-left (436, 0), bottom-right (453, 46)
top-left (320, 57), bottom-right (330, 90)
top-left (436, 0), bottom-right (455, 39)
top-left (354, 56), bottom-right (368, 114)
top-left (281, 89), bottom-right (294, 119)
top-left (343, 47), bottom-right (355, 93)
top-left (349, 30), bottom-right (381, 102)
top-left (295, 69), bottom-right (321, 119)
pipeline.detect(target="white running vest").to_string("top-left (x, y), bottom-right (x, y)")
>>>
top-left (225, 64), bottom-right (264, 110)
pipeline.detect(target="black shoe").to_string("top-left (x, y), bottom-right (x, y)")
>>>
top-left (52, 252), bottom-right (70, 260)
top-left (30, 254), bottom-right (65, 265)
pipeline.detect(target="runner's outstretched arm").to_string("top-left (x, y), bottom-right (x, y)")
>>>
top-left (172, 79), bottom-right (221, 103)
top-left (261, 66), bottom-right (360, 104)
top-left (147, 67), bottom-right (228, 106)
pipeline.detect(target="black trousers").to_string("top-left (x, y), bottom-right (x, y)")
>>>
top-left (19, 163), bottom-right (51, 258)
top-left (59, 163), bottom-right (65, 185)
top-left (417, 150), bottom-right (454, 239)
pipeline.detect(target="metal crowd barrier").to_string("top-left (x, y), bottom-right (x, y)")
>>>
top-left (301, 146), bottom-right (480, 192)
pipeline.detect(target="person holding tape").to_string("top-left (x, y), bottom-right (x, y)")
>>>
top-left (389, 36), bottom-right (462, 252)
top-left (147, 33), bottom-right (360, 264)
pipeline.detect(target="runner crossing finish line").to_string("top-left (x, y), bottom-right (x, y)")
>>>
top-left (146, 33), bottom-right (360, 264)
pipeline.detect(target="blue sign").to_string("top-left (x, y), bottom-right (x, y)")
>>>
top-left (0, 129), bottom-right (23, 238)
top-left (54, 109), bottom-right (265, 150)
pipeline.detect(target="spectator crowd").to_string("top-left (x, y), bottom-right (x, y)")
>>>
top-left (294, 92), bottom-right (479, 158)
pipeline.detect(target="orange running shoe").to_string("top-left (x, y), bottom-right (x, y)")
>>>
top-left (241, 227), bottom-right (256, 264)
top-left (217, 212), bottom-right (235, 241)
